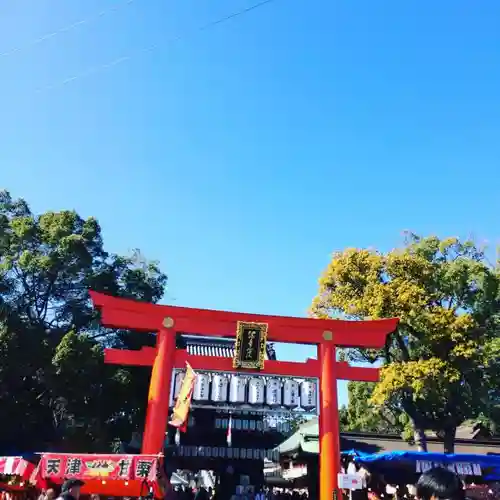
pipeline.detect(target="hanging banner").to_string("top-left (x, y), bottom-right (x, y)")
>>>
top-left (169, 362), bottom-right (196, 431)
top-left (416, 461), bottom-right (482, 476)
top-left (34, 454), bottom-right (160, 482)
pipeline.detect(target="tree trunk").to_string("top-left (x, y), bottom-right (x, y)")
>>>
top-left (443, 426), bottom-right (456, 454)
top-left (414, 427), bottom-right (428, 452)
top-left (402, 398), bottom-right (428, 452)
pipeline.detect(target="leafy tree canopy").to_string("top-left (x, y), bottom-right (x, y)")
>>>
top-left (312, 233), bottom-right (500, 452)
top-left (339, 381), bottom-right (406, 435)
top-left (0, 190), bottom-right (167, 452)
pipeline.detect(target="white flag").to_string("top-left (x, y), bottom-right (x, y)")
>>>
top-left (227, 414), bottom-right (233, 447)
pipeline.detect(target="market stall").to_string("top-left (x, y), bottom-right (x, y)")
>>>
top-left (0, 457), bottom-right (36, 492)
top-left (343, 450), bottom-right (500, 498)
top-left (31, 453), bottom-right (165, 498)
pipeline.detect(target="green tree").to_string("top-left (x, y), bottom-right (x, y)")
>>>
top-left (340, 381), bottom-right (405, 434)
top-left (311, 234), bottom-right (500, 453)
top-left (0, 190), bottom-right (167, 452)
top-left (287, 414), bottom-right (308, 435)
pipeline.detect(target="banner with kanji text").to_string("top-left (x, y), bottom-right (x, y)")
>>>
top-left (34, 454), bottom-right (160, 482)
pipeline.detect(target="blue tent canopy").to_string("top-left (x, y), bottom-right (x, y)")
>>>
top-left (341, 450), bottom-right (500, 481)
top-left (344, 450), bottom-right (500, 467)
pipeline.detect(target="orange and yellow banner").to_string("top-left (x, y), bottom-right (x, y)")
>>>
top-left (169, 363), bottom-right (196, 432)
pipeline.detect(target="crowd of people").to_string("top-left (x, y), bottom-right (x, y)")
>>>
top-left (1, 466), bottom-right (495, 500)
top-left (170, 486), bottom-right (308, 500)
top-left (166, 467), bottom-right (474, 500)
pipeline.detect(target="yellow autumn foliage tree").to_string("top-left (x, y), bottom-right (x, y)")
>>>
top-left (311, 234), bottom-right (500, 452)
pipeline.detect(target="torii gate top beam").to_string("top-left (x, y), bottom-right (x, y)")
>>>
top-left (90, 291), bottom-right (398, 347)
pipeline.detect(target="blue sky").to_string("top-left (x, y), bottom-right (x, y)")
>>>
top-left (1, 0), bottom-right (499, 406)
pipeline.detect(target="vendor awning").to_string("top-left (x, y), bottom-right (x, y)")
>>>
top-left (32, 453), bottom-right (165, 498)
top-left (0, 457), bottom-right (35, 479)
top-left (346, 450), bottom-right (500, 482)
top-left (348, 450), bottom-right (500, 468)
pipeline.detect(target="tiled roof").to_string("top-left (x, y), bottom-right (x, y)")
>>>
top-left (178, 335), bottom-right (277, 360)
top-left (187, 343), bottom-right (235, 358)
top-left (277, 418), bottom-right (500, 456)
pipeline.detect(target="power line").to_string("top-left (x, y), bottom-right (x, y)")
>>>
top-left (0, 0), bottom-right (136, 58)
top-left (36, 0), bottom-right (277, 93)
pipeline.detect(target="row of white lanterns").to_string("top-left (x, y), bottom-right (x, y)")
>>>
top-left (174, 445), bottom-right (280, 461)
top-left (173, 371), bottom-right (317, 410)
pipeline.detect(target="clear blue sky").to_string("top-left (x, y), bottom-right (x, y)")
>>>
top-left (2, 0), bottom-right (499, 406)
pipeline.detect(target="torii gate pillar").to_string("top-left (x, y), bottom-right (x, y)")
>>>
top-left (89, 292), bottom-right (398, 500)
top-left (319, 343), bottom-right (341, 500)
top-left (143, 326), bottom-right (177, 454)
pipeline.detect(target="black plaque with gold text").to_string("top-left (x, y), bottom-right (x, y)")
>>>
top-left (233, 321), bottom-right (268, 370)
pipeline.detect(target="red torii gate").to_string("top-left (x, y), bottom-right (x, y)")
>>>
top-left (89, 291), bottom-right (398, 500)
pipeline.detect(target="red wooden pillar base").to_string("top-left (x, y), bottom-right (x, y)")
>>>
top-left (142, 327), bottom-right (176, 454)
top-left (319, 343), bottom-right (341, 500)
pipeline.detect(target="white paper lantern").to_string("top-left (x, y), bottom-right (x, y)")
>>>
top-left (248, 377), bottom-right (265, 405)
top-left (173, 371), bottom-right (185, 398)
top-left (211, 374), bottom-right (229, 403)
top-left (266, 378), bottom-right (282, 406)
top-left (193, 372), bottom-right (210, 401)
top-left (300, 380), bottom-right (317, 409)
top-left (229, 375), bottom-right (246, 403)
top-left (283, 379), bottom-right (300, 408)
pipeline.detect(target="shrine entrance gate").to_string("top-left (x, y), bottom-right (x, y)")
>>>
top-left (89, 292), bottom-right (398, 500)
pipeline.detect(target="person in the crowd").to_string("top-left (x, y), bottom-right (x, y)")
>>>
top-left (45, 490), bottom-right (56, 500)
top-left (350, 463), bottom-right (370, 500)
top-left (194, 487), bottom-right (209, 500)
top-left (181, 485), bottom-right (194, 500)
top-left (416, 467), bottom-right (465, 500)
top-left (254, 488), bottom-right (265, 500)
top-left (347, 461), bottom-right (357, 475)
top-left (56, 479), bottom-right (84, 500)
top-left (38, 489), bottom-right (56, 500)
